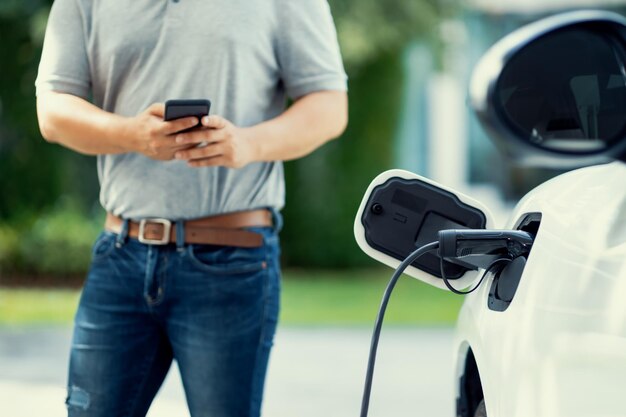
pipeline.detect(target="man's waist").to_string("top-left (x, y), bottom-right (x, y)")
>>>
top-left (105, 209), bottom-right (273, 248)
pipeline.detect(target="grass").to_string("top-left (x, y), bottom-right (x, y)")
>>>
top-left (0, 289), bottom-right (80, 326)
top-left (0, 269), bottom-right (463, 326)
top-left (281, 269), bottom-right (462, 325)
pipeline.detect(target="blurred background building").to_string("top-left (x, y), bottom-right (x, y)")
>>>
top-left (396, 0), bottom-right (626, 224)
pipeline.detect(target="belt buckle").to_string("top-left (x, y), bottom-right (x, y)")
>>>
top-left (138, 218), bottom-right (172, 245)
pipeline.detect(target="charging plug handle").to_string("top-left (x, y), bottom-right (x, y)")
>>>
top-left (438, 229), bottom-right (534, 270)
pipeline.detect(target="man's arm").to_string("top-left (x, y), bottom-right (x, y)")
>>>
top-left (173, 90), bottom-right (348, 168)
top-left (37, 92), bottom-right (199, 159)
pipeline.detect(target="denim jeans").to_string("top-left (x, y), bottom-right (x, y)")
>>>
top-left (66, 223), bottom-right (281, 417)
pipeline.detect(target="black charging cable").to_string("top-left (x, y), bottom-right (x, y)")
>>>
top-left (439, 257), bottom-right (512, 295)
top-left (359, 241), bottom-right (439, 417)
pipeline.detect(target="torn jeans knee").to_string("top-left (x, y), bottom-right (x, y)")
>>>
top-left (66, 385), bottom-right (90, 411)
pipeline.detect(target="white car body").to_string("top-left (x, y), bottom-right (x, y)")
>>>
top-left (455, 162), bottom-right (626, 417)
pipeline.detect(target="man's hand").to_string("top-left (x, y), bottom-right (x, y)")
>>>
top-left (173, 115), bottom-right (258, 168)
top-left (129, 103), bottom-right (200, 161)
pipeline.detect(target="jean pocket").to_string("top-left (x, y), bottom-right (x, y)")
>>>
top-left (187, 243), bottom-right (268, 275)
top-left (91, 231), bottom-right (117, 262)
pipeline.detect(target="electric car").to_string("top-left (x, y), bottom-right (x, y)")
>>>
top-left (354, 11), bottom-right (626, 417)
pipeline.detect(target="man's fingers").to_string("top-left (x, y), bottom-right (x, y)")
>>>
top-left (147, 103), bottom-right (165, 117)
top-left (175, 142), bottom-right (223, 161)
top-left (175, 127), bottom-right (225, 144)
top-left (162, 117), bottom-right (198, 135)
top-left (175, 130), bottom-right (204, 145)
top-left (147, 136), bottom-right (193, 151)
top-left (188, 156), bottom-right (226, 168)
top-left (173, 143), bottom-right (198, 152)
top-left (201, 115), bottom-right (228, 129)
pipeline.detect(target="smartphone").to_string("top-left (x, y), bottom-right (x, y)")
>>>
top-left (164, 99), bottom-right (211, 133)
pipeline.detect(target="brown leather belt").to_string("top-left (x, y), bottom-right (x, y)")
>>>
top-left (105, 210), bottom-right (272, 248)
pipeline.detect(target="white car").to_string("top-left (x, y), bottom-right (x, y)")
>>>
top-left (355, 10), bottom-right (626, 417)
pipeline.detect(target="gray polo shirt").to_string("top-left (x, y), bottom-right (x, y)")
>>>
top-left (36, 0), bottom-right (347, 220)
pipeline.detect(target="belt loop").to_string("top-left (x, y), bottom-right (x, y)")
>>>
top-left (176, 220), bottom-right (186, 252)
top-left (269, 208), bottom-right (283, 233)
top-left (115, 218), bottom-right (130, 248)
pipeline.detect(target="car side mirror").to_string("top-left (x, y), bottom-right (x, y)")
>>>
top-left (471, 10), bottom-right (626, 167)
top-left (354, 170), bottom-right (496, 291)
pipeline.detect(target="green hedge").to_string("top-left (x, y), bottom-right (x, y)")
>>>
top-left (0, 200), bottom-right (102, 276)
top-left (282, 51), bottom-right (404, 267)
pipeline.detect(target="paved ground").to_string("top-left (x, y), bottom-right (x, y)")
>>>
top-left (0, 327), bottom-right (456, 417)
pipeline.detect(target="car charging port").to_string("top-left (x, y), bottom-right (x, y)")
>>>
top-left (488, 213), bottom-right (542, 312)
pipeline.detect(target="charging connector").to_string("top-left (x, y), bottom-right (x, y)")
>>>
top-left (439, 229), bottom-right (534, 270)
top-left (438, 230), bottom-right (533, 295)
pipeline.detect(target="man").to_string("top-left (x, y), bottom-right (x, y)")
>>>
top-left (35, 0), bottom-right (347, 416)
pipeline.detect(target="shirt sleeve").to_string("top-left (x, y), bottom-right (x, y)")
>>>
top-left (275, 0), bottom-right (348, 100)
top-left (35, 0), bottom-right (91, 100)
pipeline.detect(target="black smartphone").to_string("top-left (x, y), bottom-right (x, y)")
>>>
top-left (164, 99), bottom-right (211, 133)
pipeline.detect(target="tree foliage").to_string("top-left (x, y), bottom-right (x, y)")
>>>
top-left (331, 0), bottom-right (439, 68)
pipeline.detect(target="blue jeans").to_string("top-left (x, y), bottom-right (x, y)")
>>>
top-left (66, 224), bottom-right (281, 417)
